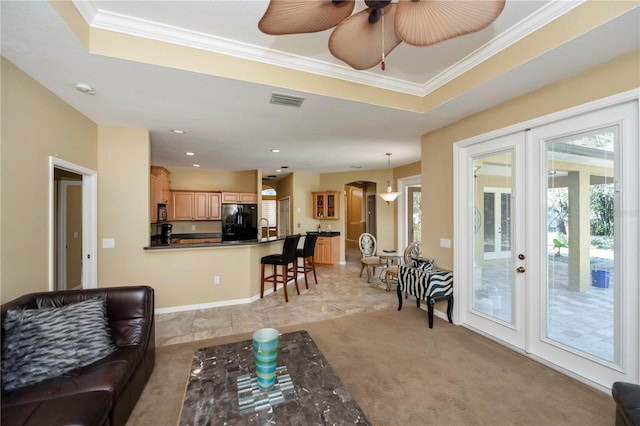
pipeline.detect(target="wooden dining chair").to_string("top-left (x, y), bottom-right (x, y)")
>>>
top-left (358, 233), bottom-right (381, 283)
top-left (385, 241), bottom-right (422, 291)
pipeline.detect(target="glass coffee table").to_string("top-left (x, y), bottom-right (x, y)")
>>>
top-left (179, 330), bottom-right (370, 424)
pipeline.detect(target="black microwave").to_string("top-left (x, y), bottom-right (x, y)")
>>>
top-left (157, 204), bottom-right (168, 222)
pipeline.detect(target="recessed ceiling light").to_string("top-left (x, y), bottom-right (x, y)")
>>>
top-left (281, 166), bottom-right (289, 169)
top-left (276, 169), bottom-right (282, 172)
top-left (75, 83), bottom-right (95, 95)
top-left (271, 149), bottom-right (280, 153)
top-left (351, 165), bottom-right (363, 169)
top-left (193, 164), bottom-right (200, 168)
top-left (185, 152), bottom-right (195, 156)
top-left (171, 129), bottom-right (186, 134)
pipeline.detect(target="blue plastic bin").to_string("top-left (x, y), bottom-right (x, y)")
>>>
top-left (591, 270), bottom-right (610, 288)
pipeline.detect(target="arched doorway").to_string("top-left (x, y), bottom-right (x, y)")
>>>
top-left (344, 181), bottom-right (376, 250)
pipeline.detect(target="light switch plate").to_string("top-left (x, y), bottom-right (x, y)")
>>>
top-left (102, 238), bottom-right (115, 249)
top-left (440, 238), bottom-right (451, 249)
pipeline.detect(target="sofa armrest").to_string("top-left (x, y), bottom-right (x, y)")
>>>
top-left (612, 381), bottom-right (640, 426)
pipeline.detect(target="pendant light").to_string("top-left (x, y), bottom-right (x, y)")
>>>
top-left (379, 153), bottom-right (400, 205)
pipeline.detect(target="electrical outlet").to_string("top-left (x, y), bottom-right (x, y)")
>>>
top-left (214, 276), bottom-right (220, 285)
top-left (191, 225), bottom-right (196, 231)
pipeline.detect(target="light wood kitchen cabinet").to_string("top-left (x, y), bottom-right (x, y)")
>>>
top-left (172, 191), bottom-right (195, 220)
top-left (313, 235), bottom-right (340, 265)
top-left (151, 166), bottom-right (170, 204)
top-left (312, 191), bottom-right (340, 220)
top-left (150, 166), bottom-right (171, 222)
top-left (172, 191), bottom-right (221, 220)
top-left (221, 192), bottom-right (258, 204)
top-left (209, 193), bottom-right (221, 220)
top-left (150, 173), bottom-right (159, 222)
top-left (194, 192), bottom-right (209, 220)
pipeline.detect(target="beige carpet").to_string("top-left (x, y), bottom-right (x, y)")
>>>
top-left (128, 307), bottom-right (615, 425)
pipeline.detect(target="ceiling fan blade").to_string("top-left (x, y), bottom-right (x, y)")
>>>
top-left (259, 0), bottom-right (355, 35)
top-left (395, 0), bottom-right (506, 46)
top-left (328, 4), bottom-right (402, 70)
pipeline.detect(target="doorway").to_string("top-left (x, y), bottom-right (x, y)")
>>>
top-left (277, 196), bottom-right (290, 237)
top-left (344, 182), bottom-right (376, 249)
top-left (397, 175), bottom-right (422, 251)
top-left (454, 96), bottom-right (639, 390)
top-left (56, 173), bottom-right (82, 290)
top-left (50, 157), bottom-right (98, 290)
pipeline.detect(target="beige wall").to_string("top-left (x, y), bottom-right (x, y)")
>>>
top-left (291, 172), bottom-right (321, 234)
top-left (96, 126), bottom-right (284, 308)
top-left (1, 58), bottom-right (97, 302)
top-left (421, 50), bottom-right (640, 272)
top-left (66, 184), bottom-right (83, 288)
top-left (167, 167), bottom-right (257, 192)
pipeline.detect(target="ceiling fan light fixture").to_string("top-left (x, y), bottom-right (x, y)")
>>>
top-left (259, 0), bottom-right (505, 70)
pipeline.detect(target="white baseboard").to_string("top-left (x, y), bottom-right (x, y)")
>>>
top-left (154, 276), bottom-right (301, 315)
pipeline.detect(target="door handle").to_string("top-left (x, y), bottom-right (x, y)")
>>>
top-left (516, 266), bottom-right (526, 273)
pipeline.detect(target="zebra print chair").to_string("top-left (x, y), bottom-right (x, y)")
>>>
top-left (397, 265), bottom-right (454, 328)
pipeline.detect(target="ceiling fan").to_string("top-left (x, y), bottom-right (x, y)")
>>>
top-left (259, 0), bottom-right (506, 71)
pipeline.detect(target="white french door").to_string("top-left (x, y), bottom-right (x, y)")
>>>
top-left (455, 96), bottom-right (639, 390)
top-left (460, 133), bottom-right (527, 351)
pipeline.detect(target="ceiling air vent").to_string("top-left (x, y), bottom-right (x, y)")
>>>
top-left (270, 93), bottom-right (305, 108)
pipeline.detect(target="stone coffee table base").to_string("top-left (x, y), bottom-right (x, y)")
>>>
top-left (179, 330), bottom-right (370, 425)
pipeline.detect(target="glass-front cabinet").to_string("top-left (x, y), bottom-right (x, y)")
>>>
top-left (312, 191), bottom-right (340, 220)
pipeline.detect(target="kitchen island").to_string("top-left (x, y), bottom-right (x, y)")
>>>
top-left (142, 235), bottom-right (297, 311)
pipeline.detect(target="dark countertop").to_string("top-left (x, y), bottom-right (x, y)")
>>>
top-left (308, 231), bottom-right (341, 237)
top-left (146, 232), bottom-right (335, 250)
top-left (145, 236), bottom-right (285, 250)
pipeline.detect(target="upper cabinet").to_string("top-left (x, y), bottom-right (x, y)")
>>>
top-left (173, 191), bottom-right (222, 220)
top-left (312, 191), bottom-right (341, 220)
top-left (150, 166), bottom-right (171, 222)
top-left (172, 191), bottom-right (195, 220)
top-left (221, 192), bottom-right (258, 204)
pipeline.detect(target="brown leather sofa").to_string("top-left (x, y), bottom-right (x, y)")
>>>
top-left (612, 381), bottom-right (640, 426)
top-left (1, 286), bottom-right (155, 426)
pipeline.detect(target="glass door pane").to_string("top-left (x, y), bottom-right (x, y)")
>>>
top-left (407, 186), bottom-right (421, 243)
top-left (545, 127), bottom-right (617, 362)
top-left (472, 152), bottom-right (514, 323)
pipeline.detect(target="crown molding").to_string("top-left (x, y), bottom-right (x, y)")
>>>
top-left (422, 0), bottom-right (584, 95)
top-left (71, 0), bottom-right (583, 97)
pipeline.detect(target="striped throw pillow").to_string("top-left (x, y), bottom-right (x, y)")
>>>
top-left (1, 297), bottom-right (116, 392)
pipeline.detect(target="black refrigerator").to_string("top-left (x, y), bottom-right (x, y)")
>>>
top-left (221, 204), bottom-right (258, 241)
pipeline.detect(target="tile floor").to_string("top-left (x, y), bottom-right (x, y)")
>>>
top-left (154, 247), bottom-right (398, 347)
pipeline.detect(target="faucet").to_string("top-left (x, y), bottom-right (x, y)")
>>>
top-left (259, 218), bottom-right (270, 238)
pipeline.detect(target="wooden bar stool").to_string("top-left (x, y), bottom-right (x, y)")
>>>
top-left (260, 234), bottom-right (301, 302)
top-left (296, 232), bottom-right (319, 289)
